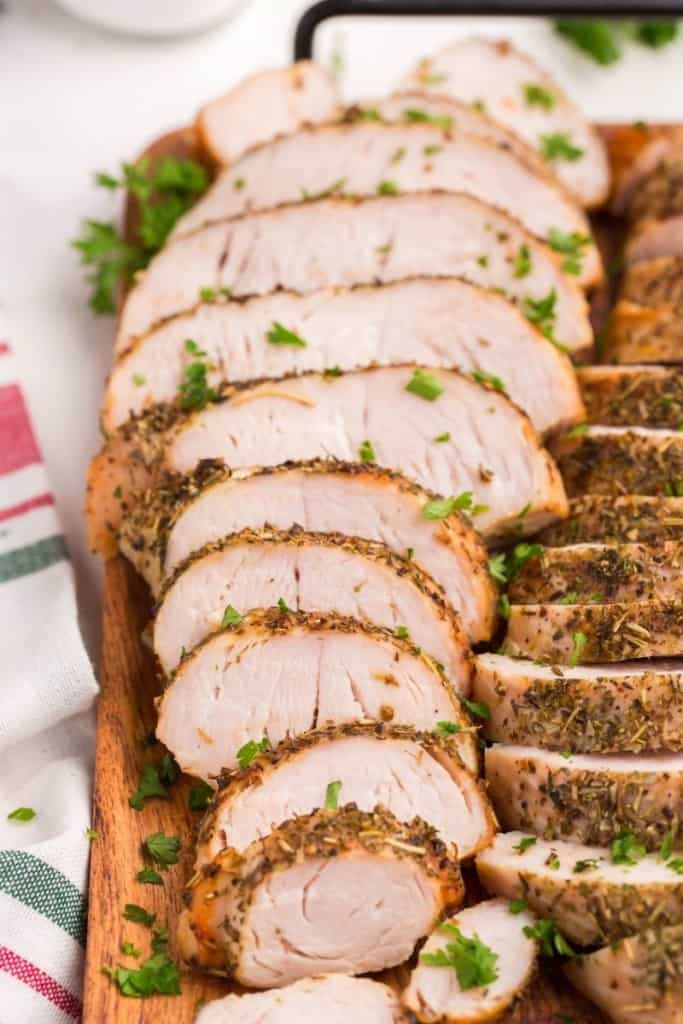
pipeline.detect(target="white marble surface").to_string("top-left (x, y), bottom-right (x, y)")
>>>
top-left (2, 0), bottom-right (683, 656)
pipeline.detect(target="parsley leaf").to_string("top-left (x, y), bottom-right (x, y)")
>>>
top-left (661, 827), bottom-right (676, 861)
top-left (471, 369), bottom-right (505, 392)
top-left (123, 904), bottom-right (156, 927)
top-left (434, 432), bottom-right (451, 443)
top-left (548, 228), bottom-right (592, 275)
top-left (129, 763), bottom-right (168, 811)
top-left (395, 625), bottom-right (410, 639)
top-left (508, 898), bottom-right (528, 914)
top-left (325, 780), bottom-right (342, 810)
top-left (188, 781), bottom-right (214, 813)
top-left (7, 807), bottom-right (36, 823)
top-left (277, 597), bottom-right (291, 613)
top-left (237, 737), bottom-right (270, 770)
top-left (435, 721), bottom-right (462, 736)
top-left (523, 289), bottom-right (558, 340)
top-left (423, 492), bottom-right (487, 520)
top-left (158, 753), bottom-right (179, 787)
top-left (668, 858), bottom-right (683, 874)
top-left (611, 830), bottom-right (646, 866)
top-left (498, 594), bottom-right (511, 619)
top-left (573, 858), bottom-right (600, 873)
top-left (358, 439), bottom-right (376, 463)
top-left (421, 923), bottom-right (499, 990)
top-left (221, 605), bottom-right (243, 629)
top-left (266, 322), bottom-right (307, 347)
top-left (513, 244), bottom-right (533, 279)
top-left (523, 918), bottom-right (576, 957)
top-left (554, 20), bottom-right (622, 64)
top-left (568, 631), bottom-right (588, 669)
top-left (402, 107), bottom-right (454, 130)
top-left (636, 20), bottom-right (678, 48)
top-left (513, 836), bottom-right (537, 854)
top-left (144, 833), bottom-right (181, 870)
top-left (461, 698), bottom-right (490, 721)
top-left (120, 942), bottom-right (141, 958)
top-left (136, 868), bottom-right (163, 886)
top-left (488, 543), bottom-right (543, 585)
top-left (558, 591), bottom-right (578, 605)
top-left (540, 134), bottom-right (584, 162)
top-left (377, 180), bottom-right (399, 196)
top-left (179, 342), bottom-right (217, 411)
top-left (84, 827), bottom-right (98, 841)
top-left (523, 84), bottom-right (555, 109)
top-left (406, 369), bottom-right (444, 401)
top-left (103, 946), bottom-right (181, 998)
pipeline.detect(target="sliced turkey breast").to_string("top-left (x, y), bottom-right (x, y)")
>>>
top-left (476, 830), bottom-right (683, 946)
top-left (553, 426), bottom-right (683, 497)
top-left (402, 898), bottom-right (537, 1024)
top-left (485, 744), bottom-right (683, 851)
top-left (608, 257), bottom-right (683, 364)
top-left (120, 460), bottom-right (495, 641)
top-left (564, 924), bottom-right (683, 1024)
top-left (114, 193), bottom-right (592, 354)
top-left (626, 216), bottom-right (683, 266)
top-left (398, 38), bottom-right (609, 208)
top-left (178, 805), bottom-right (464, 985)
top-left (195, 975), bottom-right (404, 1024)
top-left (473, 652), bottom-right (683, 755)
top-left (171, 122), bottom-right (600, 287)
top-left (371, 92), bottom-right (549, 177)
top-left (196, 62), bottom-right (339, 166)
top-left (105, 277), bottom-right (583, 436)
top-left (578, 365), bottom-right (683, 427)
top-left (156, 610), bottom-right (477, 780)
top-left (153, 527), bottom-right (472, 678)
top-left (537, 494), bottom-right (683, 546)
top-left (195, 723), bottom-right (494, 864)
top-left (505, 599), bottom-right (683, 663)
top-left (90, 365), bottom-right (568, 556)
top-left (508, 541), bottom-right (683, 604)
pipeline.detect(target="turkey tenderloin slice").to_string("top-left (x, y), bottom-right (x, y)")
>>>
top-left (402, 898), bottom-right (537, 1024)
top-left (398, 38), bottom-right (609, 208)
top-left (91, 364), bottom-right (567, 556)
top-left (473, 653), bottom-right (683, 755)
top-left (537, 494), bottom-right (683, 546)
top-left (505, 599), bottom-right (683, 663)
top-left (114, 193), bottom-right (592, 354)
top-left (476, 830), bottom-right (683, 946)
top-left (196, 62), bottom-right (339, 166)
top-left (553, 426), bottom-right (683, 498)
top-left (578, 365), bottom-right (683, 427)
top-left (485, 743), bottom-right (683, 851)
top-left (106, 276), bottom-right (583, 437)
top-left (196, 723), bottom-right (494, 864)
top-left (153, 527), bottom-right (472, 678)
top-left (119, 460), bottom-right (495, 641)
top-left (371, 92), bottom-right (549, 178)
top-left (564, 924), bottom-right (683, 1024)
top-left (195, 974), bottom-right (405, 1024)
top-left (626, 148), bottom-right (683, 225)
top-left (626, 216), bottom-right (683, 266)
top-left (178, 805), bottom-right (464, 985)
top-left (171, 122), bottom-right (600, 286)
top-left (156, 610), bottom-right (478, 780)
top-left (508, 540), bottom-right (683, 604)
top-left (608, 257), bottom-right (683, 364)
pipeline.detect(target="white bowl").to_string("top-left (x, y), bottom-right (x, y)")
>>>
top-left (53, 0), bottom-right (249, 38)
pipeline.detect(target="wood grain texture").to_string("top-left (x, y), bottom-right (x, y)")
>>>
top-left (81, 123), bottom-right (625, 1022)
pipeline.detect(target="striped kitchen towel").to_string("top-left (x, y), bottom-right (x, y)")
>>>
top-left (0, 337), bottom-right (98, 1022)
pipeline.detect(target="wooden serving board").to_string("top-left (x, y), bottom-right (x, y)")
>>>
top-left (81, 122), bottom-right (636, 1023)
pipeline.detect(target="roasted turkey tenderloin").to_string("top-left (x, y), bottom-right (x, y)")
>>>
top-left (398, 38), bottom-right (609, 207)
top-left (402, 898), bottom-right (538, 1024)
top-left (195, 723), bottom-right (494, 862)
top-left (553, 426), bottom-right (683, 497)
top-left (157, 610), bottom-right (477, 780)
top-left (120, 460), bottom-right (495, 641)
top-left (473, 653), bottom-right (683, 755)
top-left (178, 805), bottom-right (464, 986)
top-left (536, 494), bottom-right (683, 546)
top-left (105, 277), bottom-right (583, 436)
top-left (476, 831), bottom-right (683, 946)
top-left (114, 193), bottom-right (592, 354)
top-left (578, 365), bottom-right (683, 427)
top-left (625, 216), bottom-right (683, 266)
top-left (608, 257), bottom-right (683, 364)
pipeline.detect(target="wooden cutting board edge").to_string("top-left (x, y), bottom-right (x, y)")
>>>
top-left (81, 120), bottom-right (636, 1023)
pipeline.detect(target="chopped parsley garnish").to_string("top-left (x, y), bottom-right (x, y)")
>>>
top-left (461, 698), bottom-right (490, 721)
top-left (233, 177), bottom-right (246, 191)
top-left (84, 827), bottom-right (98, 841)
top-left (661, 827), bottom-right (677, 861)
top-left (136, 868), bottom-right (163, 885)
top-left (395, 625), bottom-right (410, 640)
top-left (423, 143), bottom-right (443, 156)
top-left (129, 763), bottom-right (169, 811)
top-left (498, 594), bottom-right (511, 620)
top-left (132, 373), bottom-right (146, 387)
top-left (567, 422), bottom-right (589, 438)
top-left (323, 365), bottom-right (343, 377)
top-left (199, 286), bottom-right (231, 302)
top-left (144, 832), bottom-right (181, 870)
top-left (471, 369), bottom-right (505, 392)
top-left (637, 20), bottom-right (678, 48)
top-left (523, 289), bottom-right (558, 341)
top-left (113, 485), bottom-right (123, 499)
top-left (352, 107), bottom-right (381, 121)
top-left (301, 178), bottom-right (346, 202)
top-left (558, 591), bottom-right (579, 605)
top-left (120, 942), bottom-right (141, 958)
top-left (568, 631), bottom-right (588, 668)
top-left (488, 543), bottom-right (543, 585)
top-left (668, 858), bottom-right (683, 874)
top-left (377, 179), bottom-right (399, 196)
top-left (513, 836), bottom-right (537, 854)
top-left (188, 781), bottom-right (214, 813)
top-left (221, 604), bottom-right (243, 629)
top-left (573, 858), bottom-right (600, 873)
top-left (266, 322), bottom-right (307, 348)
top-left (611, 830), bottom-right (646, 866)
top-left (402, 108), bottom-right (453, 131)
top-left (237, 737), bottom-right (270, 770)
top-left (434, 432), bottom-right (451, 443)
top-left (73, 156), bottom-right (209, 314)
top-left (422, 492), bottom-right (485, 520)
top-left (103, 926), bottom-right (181, 998)
top-left (435, 721), bottom-right (462, 736)
top-left (508, 898), bottom-right (528, 914)
top-left (488, 553), bottom-right (507, 584)
top-left (406, 369), bottom-right (443, 401)
top-left (325, 780), bottom-right (342, 810)
top-left (548, 228), bottom-right (592, 275)
top-left (546, 851), bottom-right (561, 870)
top-left (390, 146), bottom-right (406, 164)
top-left (421, 923), bottom-right (499, 990)
top-left (123, 904), bottom-right (156, 927)
top-left (476, 254), bottom-right (489, 268)
top-left (513, 244), bottom-right (533, 279)
top-left (523, 918), bottom-right (575, 957)
top-left (158, 753), bottom-right (178, 787)
top-left (555, 19), bottom-right (622, 64)
top-left (179, 340), bottom-right (216, 411)
top-left (277, 597), bottom-right (291, 613)
top-left (358, 439), bottom-right (376, 463)
top-left (523, 83), bottom-right (555, 109)
top-left (540, 133), bottom-right (584, 162)
top-left (7, 807), bottom-right (36, 823)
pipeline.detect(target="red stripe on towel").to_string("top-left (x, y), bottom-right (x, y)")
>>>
top-left (0, 493), bottom-right (54, 523)
top-left (0, 385), bottom-right (42, 475)
top-left (0, 946), bottom-right (82, 1018)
